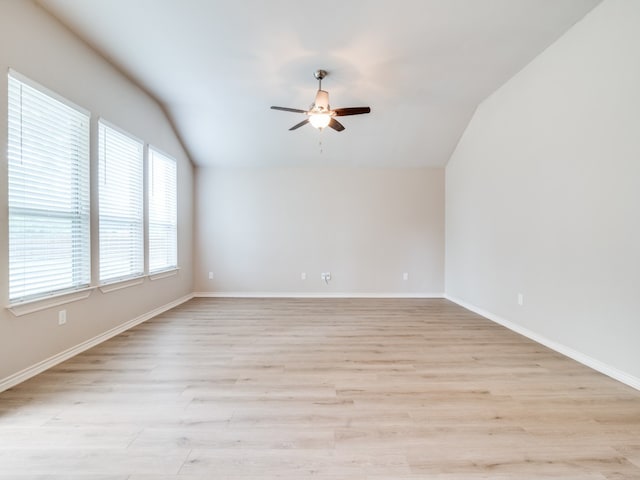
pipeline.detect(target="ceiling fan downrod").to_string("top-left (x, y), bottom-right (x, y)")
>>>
top-left (314, 69), bottom-right (327, 90)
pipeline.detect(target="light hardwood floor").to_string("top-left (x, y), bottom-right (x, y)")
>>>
top-left (1, 298), bottom-right (639, 479)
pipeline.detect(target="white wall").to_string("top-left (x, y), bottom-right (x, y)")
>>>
top-left (0, 1), bottom-right (194, 386)
top-left (446, 0), bottom-right (640, 383)
top-left (196, 166), bottom-right (444, 296)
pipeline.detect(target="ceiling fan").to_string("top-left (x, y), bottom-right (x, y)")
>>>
top-left (271, 69), bottom-right (371, 132)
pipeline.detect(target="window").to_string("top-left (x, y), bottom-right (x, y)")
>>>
top-left (7, 72), bottom-right (91, 302)
top-left (98, 121), bottom-right (144, 283)
top-left (148, 148), bottom-right (177, 273)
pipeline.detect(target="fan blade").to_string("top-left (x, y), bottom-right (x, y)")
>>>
top-left (328, 118), bottom-right (345, 132)
top-left (333, 107), bottom-right (371, 116)
top-left (289, 119), bottom-right (310, 131)
top-left (271, 106), bottom-right (307, 114)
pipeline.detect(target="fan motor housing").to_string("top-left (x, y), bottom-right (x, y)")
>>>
top-left (313, 90), bottom-right (330, 111)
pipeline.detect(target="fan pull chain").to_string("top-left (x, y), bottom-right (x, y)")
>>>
top-left (318, 131), bottom-right (323, 154)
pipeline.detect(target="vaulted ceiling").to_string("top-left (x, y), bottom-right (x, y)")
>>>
top-left (37, 0), bottom-right (600, 167)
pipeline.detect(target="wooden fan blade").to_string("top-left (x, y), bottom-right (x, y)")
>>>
top-left (328, 118), bottom-right (345, 132)
top-left (271, 106), bottom-right (307, 114)
top-left (333, 107), bottom-right (371, 116)
top-left (289, 119), bottom-right (310, 131)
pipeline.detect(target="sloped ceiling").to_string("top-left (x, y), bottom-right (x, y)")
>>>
top-left (37, 0), bottom-right (600, 167)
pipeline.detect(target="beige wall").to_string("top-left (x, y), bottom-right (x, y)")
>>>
top-left (0, 1), bottom-right (194, 385)
top-left (195, 166), bottom-right (444, 295)
top-left (445, 0), bottom-right (640, 383)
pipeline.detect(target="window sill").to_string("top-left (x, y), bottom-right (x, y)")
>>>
top-left (149, 267), bottom-right (180, 281)
top-left (98, 276), bottom-right (145, 294)
top-left (6, 269), bottom-right (180, 316)
top-left (7, 287), bottom-right (96, 317)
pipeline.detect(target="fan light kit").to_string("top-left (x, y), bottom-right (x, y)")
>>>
top-left (271, 69), bottom-right (371, 132)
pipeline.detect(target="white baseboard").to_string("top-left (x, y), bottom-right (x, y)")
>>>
top-left (444, 294), bottom-right (640, 392)
top-left (194, 291), bottom-right (445, 299)
top-left (0, 293), bottom-right (194, 393)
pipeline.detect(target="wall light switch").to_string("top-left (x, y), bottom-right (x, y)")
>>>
top-left (58, 310), bottom-right (67, 325)
top-left (208, 272), bottom-right (213, 280)
top-left (517, 293), bottom-right (524, 306)
top-left (301, 272), bottom-right (306, 280)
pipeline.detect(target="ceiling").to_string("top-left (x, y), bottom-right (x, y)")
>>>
top-left (37, 0), bottom-right (600, 168)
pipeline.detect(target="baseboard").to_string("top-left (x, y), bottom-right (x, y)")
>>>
top-left (194, 291), bottom-right (445, 299)
top-left (444, 294), bottom-right (640, 392)
top-left (0, 293), bottom-right (194, 393)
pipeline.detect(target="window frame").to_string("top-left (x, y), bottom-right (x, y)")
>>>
top-left (7, 70), bottom-right (91, 304)
top-left (147, 146), bottom-right (178, 274)
top-left (97, 119), bottom-right (145, 285)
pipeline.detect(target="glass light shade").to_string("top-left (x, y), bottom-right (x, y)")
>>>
top-left (309, 114), bottom-right (331, 129)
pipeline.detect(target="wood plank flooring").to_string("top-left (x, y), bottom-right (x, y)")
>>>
top-left (1, 297), bottom-right (639, 479)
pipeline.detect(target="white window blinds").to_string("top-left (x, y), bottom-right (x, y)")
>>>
top-left (148, 148), bottom-right (177, 273)
top-left (98, 121), bottom-right (144, 283)
top-left (8, 72), bottom-right (91, 302)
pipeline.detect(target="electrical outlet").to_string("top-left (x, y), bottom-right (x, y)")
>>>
top-left (321, 272), bottom-right (331, 283)
top-left (403, 272), bottom-right (409, 281)
top-left (58, 310), bottom-right (67, 325)
top-left (208, 271), bottom-right (213, 280)
top-left (301, 272), bottom-right (306, 280)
